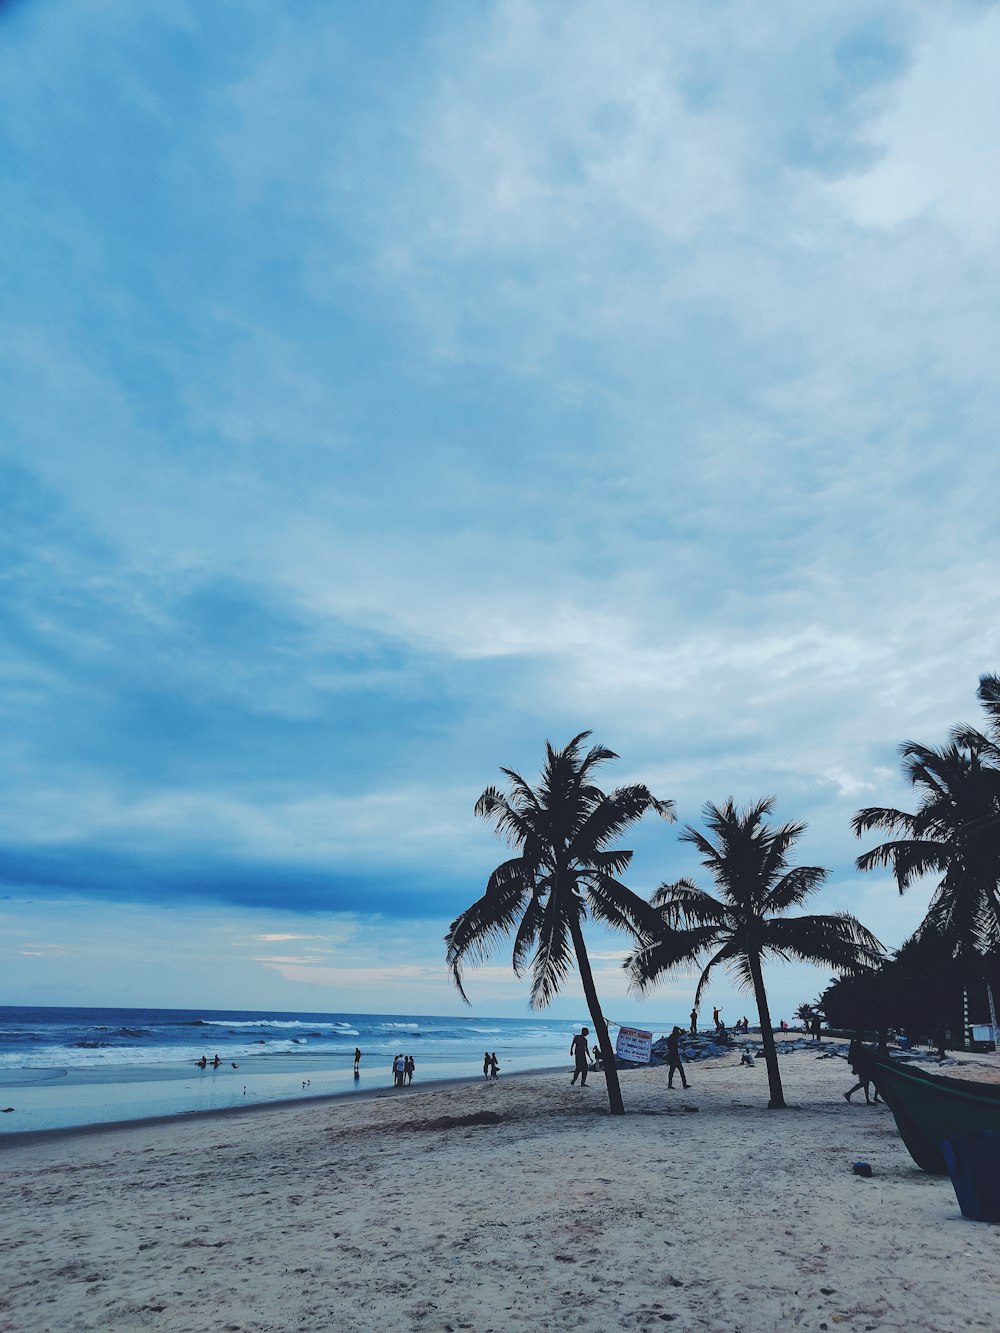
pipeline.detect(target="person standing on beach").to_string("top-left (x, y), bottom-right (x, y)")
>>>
top-left (570, 1026), bottom-right (590, 1086)
top-left (689, 1007), bottom-right (698, 1035)
top-left (353, 1047), bottom-right (362, 1075)
top-left (666, 1026), bottom-right (690, 1090)
top-left (489, 1052), bottom-right (499, 1079)
top-left (713, 1006), bottom-right (724, 1035)
top-left (483, 1050), bottom-right (491, 1079)
top-left (404, 1055), bottom-right (415, 1085)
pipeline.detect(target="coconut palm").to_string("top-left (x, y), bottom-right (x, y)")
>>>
top-left (627, 798), bottom-right (884, 1109)
top-left (853, 734), bottom-right (1000, 959)
top-left (445, 732), bottom-right (674, 1115)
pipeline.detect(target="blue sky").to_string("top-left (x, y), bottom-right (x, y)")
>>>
top-left (2, 0), bottom-right (999, 1022)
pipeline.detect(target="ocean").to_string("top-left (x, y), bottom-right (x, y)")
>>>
top-left (0, 1005), bottom-right (595, 1135)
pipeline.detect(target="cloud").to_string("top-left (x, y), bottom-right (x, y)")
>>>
top-left (1, 1), bottom-right (997, 1014)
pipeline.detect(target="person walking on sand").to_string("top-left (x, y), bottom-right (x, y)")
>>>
top-left (689, 1007), bottom-right (698, 1035)
top-left (489, 1052), bottom-right (499, 1079)
top-left (843, 1034), bottom-right (880, 1105)
top-left (666, 1025), bottom-right (690, 1090)
top-left (570, 1026), bottom-right (591, 1086)
top-left (353, 1047), bottom-right (362, 1075)
top-left (483, 1050), bottom-right (491, 1079)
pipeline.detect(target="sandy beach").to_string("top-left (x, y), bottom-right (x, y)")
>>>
top-left (3, 1042), bottom-right (999, 1333)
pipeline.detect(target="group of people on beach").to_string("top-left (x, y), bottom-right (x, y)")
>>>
top-left (687, 1006), bottom-right (750, 1037)
top-left (392, 1054), bottom-right (415, 1086)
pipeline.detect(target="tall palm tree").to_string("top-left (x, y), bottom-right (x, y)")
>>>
top-left (853, 735), bottom-right (1000, 959)
top-left (627, 798), bottom-right (884, 1109)
top-left (445, 732), bottom-right (674, 1115)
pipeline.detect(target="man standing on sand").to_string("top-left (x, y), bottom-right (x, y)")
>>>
top-left (570, 1026), bottom-right (591, 1086)
top-left (353, 1047), bottom-right (362, 1075)
top-left (666, 1026), bottom-right (689, 1090)
top-left (689, 1007), bottom-right (698, 1035)
top-left (713, 1005), bottom-right (724, 1034)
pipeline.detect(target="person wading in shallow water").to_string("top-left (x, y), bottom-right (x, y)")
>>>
top-left (570, 1026), bottom-right (591, 1086)
top-left (666, 1026), bottom-right (690, 1090)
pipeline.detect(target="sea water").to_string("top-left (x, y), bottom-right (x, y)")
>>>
top-left (0, 1005), bottom-right (583, 1135)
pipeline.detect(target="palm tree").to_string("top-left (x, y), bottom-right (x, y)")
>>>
top-left (445, 732), bottom-right (674, 1115)
top-left (853, 735), bottom-right (1000, 959)
top-left (627, 798), bottom-right (884, 1109)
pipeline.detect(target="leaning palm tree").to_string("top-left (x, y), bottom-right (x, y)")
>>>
top-left (853, 735), bottom-right (1000, 960)
top-left (445, 732), bottom-right (674, 1115)
top-left (627, 798), bottom-right (884, 1109)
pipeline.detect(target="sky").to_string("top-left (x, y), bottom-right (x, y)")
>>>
top-left (2, 0), bottom-right (999, 1025)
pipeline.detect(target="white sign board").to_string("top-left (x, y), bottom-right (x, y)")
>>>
top-left (615, 1026), bottom-right (653, 1064)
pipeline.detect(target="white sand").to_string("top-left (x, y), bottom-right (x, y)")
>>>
top-left (3, 1044), bottom-right (999, 1332)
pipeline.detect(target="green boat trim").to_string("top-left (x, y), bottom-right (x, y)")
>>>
top-left (873, 1054), bottom-right (1000, 1175)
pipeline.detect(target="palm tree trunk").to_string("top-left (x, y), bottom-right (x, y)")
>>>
top-left (748, 949), bottom-right (785, 1109)
top-left (568, 911), bottom-right (625, 1115)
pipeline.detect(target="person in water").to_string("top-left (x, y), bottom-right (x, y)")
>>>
top-left (666, 1025), bottom-right (690, 1090)
top-left (353, 1047), bottom-right (362, 1074)
top-left (570, 1027), bottom-right (590, 1086)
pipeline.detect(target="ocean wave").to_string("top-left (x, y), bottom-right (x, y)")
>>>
top-left (379, 1022), bottom-right (420, 1029)
top-left (200, 1019), bottom-right (332, 1029)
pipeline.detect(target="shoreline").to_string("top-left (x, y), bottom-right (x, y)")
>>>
top-left (0, 1062), bottom-right (565, 1148)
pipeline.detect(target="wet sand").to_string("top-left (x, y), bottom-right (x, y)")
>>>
top-left (3, 1044), bottom-right (999, 1332)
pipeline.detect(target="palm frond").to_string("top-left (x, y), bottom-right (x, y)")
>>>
top-left (692, 938), bottom-right (746, 1007)
top-left (761, 913), bottom-right (885, 973)
top-left (625, 924), bottom-right (721, 994)
top-left (651, 878), bottom-right (728, 928)
top-left (764, 865), bottom-right (828, 914)
top-left (582, 872), bottom-right (662, 939)
top-left (852, 805), bottom-right (920, 838)
top-left (529, 886), bottom-right (576, 1009)
top-left (510, 889), bottom-right (547, 977)
top-left (574, 784), bottom-right (673, 857)
top-left (444, 859), bottom-right (530, 1002)
top-left (855, 838), bottom-right (949, 891)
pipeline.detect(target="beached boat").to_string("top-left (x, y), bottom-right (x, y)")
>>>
top-left (873, 1053), bottom-right (1000, 1174)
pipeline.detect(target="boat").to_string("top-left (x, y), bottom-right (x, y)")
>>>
top-left (872, 1053), bottom-right (1000, 1175)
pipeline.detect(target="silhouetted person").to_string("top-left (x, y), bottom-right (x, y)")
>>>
top-left (844, 1035), bottom-right (879, 1104)
top-left (212, 1054), bottom-right (221, 1068)
top-left (689, 1007), bottom-right (698, 1035)
top-left (934, 1024), bottom-right (949, 1061)
top-left (489, 1052), bottom-right (499, 1080)
top-left (810, 1014), bottom-right (822, 1042)
top-left (405, 1055), bottom-right (415, 1085)
top-left (713, 1006), bottom-right (724, 1035)
top-left (354, 1047), bottom-right (362, 1074)
top-left (483, 1050), bottom-right (491, 1079)
top-left (570, 1027), bottom-right (590, 1086)
top-left (666, 1025), bottom-right (689, 1090)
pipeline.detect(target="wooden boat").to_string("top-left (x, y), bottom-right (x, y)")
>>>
top-left (872, 1053), bottom-right (1000, 1174)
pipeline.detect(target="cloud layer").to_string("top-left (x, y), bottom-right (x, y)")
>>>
top-left (2, 0), bottom-right (998, 1016)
